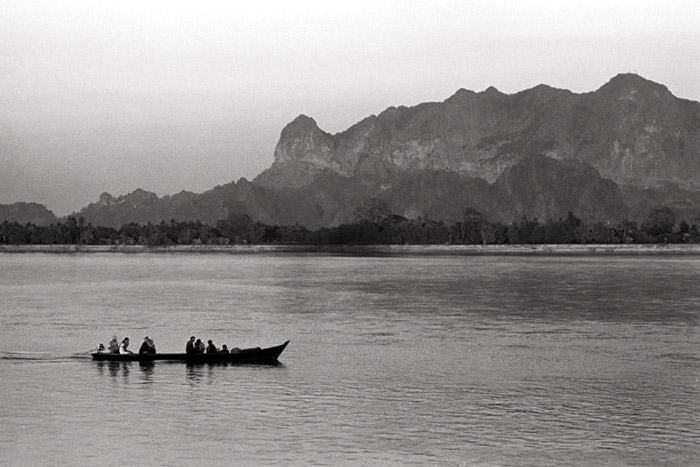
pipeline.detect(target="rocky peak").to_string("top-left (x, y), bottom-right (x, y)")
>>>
top-left (99, 192), bottom-right (115, 207)
top-left (166, 190), bottom-right (196, 202)
top-left (514, 84), bottom-right (573, 105)
top-left (273, 114), bottom-right (335, 167)
top-left (234, 177), bottom-right (255, 193)
top-left (481, 86), bottom-right (502, 97)
top-left (597, 73), bottom-right (672, 100)
top-left (285, 114), bottom-right (321, 132)
top-left (446, 88), bottom-right (478, 103)
top-left (124, 188), bottom-right (157, 200)
top-left (110, 189), bottom-right (159, 208)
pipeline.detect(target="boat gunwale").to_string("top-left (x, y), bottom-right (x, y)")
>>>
top-left (91, 340), bottom-right (289, 362)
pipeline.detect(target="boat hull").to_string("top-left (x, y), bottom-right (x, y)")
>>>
top-left (92, 341), bottom-right (289, 364)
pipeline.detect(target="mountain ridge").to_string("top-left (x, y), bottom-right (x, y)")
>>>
top-left (256, 73), bottom-right (700, 192)
top-left (3, 74), bottom-right (700, 230)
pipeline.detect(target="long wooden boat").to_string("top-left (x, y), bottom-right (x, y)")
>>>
top-left (92, 340), bottom-right (289, 364)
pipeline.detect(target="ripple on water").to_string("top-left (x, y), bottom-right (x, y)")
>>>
top-left (1, 254), bottom-right (699, 465)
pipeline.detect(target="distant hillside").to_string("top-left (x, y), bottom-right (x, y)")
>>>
top-left (0, 202), bottom-right (57, 225)
top-left (63, 74), bottom-right (700, 229)
top-left (71, 155), bottom-right (630, 229)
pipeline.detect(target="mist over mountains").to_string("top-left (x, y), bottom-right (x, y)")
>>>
top-left (4, 74), bottom-right (700, 229)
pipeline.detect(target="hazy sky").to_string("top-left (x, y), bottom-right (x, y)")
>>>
top-left (1, 0), bottom-right (699, 215)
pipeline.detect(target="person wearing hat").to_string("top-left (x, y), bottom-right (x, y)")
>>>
top-left (139, 336), bottom-right (156, 355)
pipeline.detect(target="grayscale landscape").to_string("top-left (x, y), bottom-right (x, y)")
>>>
top-left (1, 2), bottom-right (698, 466)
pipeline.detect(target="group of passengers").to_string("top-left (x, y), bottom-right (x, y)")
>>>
top-left (97, 335), bottom-right (237, 355)
top-left (185, 336), bottom-right (235, 354)
top-left (97, 336), bottom-right (156, 355)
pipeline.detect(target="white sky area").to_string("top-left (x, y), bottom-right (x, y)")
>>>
top-left (1, 0), bottom-right (699, 215)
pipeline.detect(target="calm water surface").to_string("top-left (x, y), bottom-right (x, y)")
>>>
top-left (0, 253), bottom-right (698, 466)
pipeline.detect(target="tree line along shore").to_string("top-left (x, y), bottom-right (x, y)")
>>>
top-left (1, 202), bottom-right (698, 249)
top-left (5, 244), bottom-right (700, 256)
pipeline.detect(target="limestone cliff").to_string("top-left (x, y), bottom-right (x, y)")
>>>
top-left (256, 74), bottom-right (700, 191)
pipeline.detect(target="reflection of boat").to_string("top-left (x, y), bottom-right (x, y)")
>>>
top-left (92, 341), bottom-right (289, 364)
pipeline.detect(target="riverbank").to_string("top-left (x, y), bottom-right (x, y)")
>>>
top-left (3, 243), bottom-right (700, 255)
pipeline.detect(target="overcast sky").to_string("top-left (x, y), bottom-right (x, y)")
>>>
top-left (1, 0), bottom-right (699, 215)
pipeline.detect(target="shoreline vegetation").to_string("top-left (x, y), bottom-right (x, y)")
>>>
top-left (3, 204), bottom-right (699, 254)
top-left (4, 244), bottom-right (700, 255)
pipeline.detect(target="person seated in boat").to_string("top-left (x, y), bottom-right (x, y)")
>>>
top-left (119, 337), bottom-right (133, 354)
top-left (205, 340), bottom-right (218, 353)
top-left (186, 336), bottom-right (196, 354)
top-left (96, 343), bottom-right (106, 353)
top-left (108, 336), bottom-right (119, 354)
top-left (194, 338), bottom-right (205, 354)
top-left (220, 344), bottom-right (229, 354)
top-left (139, 336), bottom-right (156, 355)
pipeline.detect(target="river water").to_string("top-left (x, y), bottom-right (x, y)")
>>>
top-left (0, 253), bottom-right (698, 466)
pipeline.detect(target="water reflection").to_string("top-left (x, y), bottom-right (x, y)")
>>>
top-left (95, 360), bottom-right (284, 387)
top-left (138, 361), bottom-right (155, 383)
top-left (95, 360), bottom-right (131, 382)
top-left (94, 360), bottom-right (156, 385)
top-left (185, 362), bottom-right (205, 385)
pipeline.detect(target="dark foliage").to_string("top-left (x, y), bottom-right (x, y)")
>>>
top-left (2, 207), bottom-right (699, 246)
